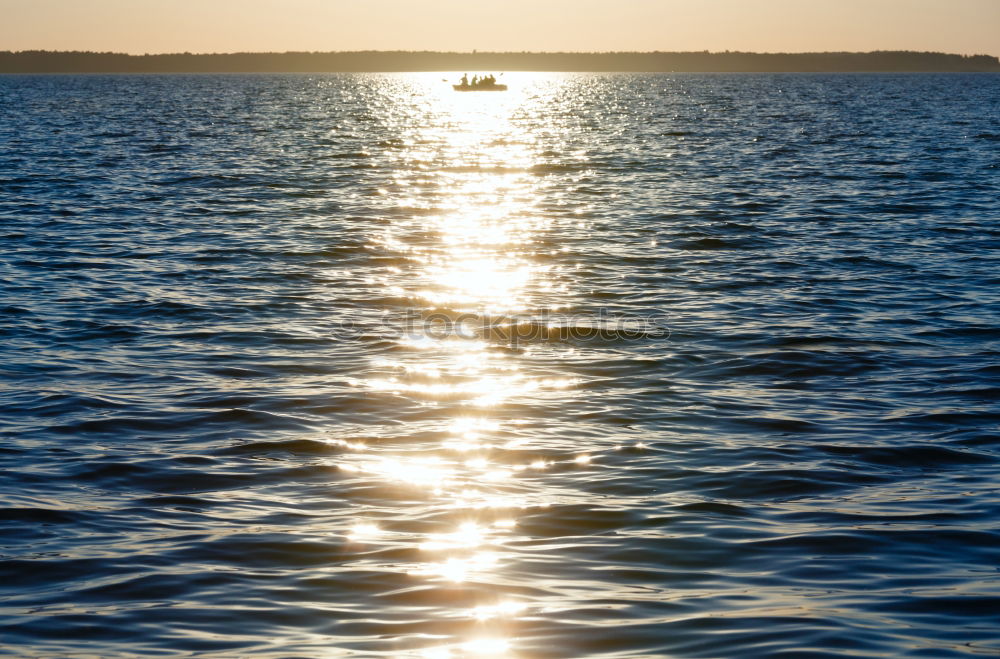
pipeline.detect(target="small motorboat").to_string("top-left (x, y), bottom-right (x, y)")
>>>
top-left (453, 75), bottom-right (507, 92)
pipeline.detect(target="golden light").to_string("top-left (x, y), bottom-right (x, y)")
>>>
top-left (362, 456), bottom-right (456, 492)
top-left (420, 521), bottom-right (488, 551)
top-left (347, 522), bottom-right (382, 541)
top-left (325, 437), bottom-right (367, 452)
top-left (471, 601), bottom-right (527, 621)
top-left (409, 551), bottom-right (500, 582)
top-left (419, 647), bottom-right (453, 659)
top-left (350, 74), bottom-right (576, 656)
top-left (462, 638), bottom-right (512, 655)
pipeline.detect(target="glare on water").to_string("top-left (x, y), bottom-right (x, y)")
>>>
top-left (346, 74), bottom-right (575, 656)
top-left (4, 70), bottom-right (999, 659)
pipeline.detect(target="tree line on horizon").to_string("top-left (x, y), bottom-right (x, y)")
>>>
top-left (1, 50), bottom-right (998, 73)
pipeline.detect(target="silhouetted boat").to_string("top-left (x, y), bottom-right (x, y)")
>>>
top-left (453, 83), bottom-right (507, 92)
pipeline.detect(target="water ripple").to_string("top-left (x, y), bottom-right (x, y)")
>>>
top-left (1, 72), bottom-right (999, 657)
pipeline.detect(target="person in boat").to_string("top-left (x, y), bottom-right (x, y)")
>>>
top-left (471, 75), bottom-right (479, 86)
top-left (460, 73), bottom-right (468, 87)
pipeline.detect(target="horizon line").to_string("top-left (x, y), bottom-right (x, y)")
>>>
top-left (5, 50), bottom-right (997, 74)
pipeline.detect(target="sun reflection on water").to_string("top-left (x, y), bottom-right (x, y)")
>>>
top-left (341, 73), bottom-right (576, 656)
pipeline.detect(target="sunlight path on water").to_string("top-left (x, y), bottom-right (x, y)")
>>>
top-left (338, 74), bottom-right (589, 657)
top-left (3, 72), bottom-right (999, 659)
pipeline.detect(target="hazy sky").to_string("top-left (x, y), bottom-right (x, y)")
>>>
top-left (2, 0), bottom-right (998, 56)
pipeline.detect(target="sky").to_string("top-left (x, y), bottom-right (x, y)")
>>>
top-left (2, 0), bottom-right (998, 56)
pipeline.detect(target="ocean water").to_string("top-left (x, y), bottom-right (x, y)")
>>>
top-left (1, 72), bottom-right (999, 658)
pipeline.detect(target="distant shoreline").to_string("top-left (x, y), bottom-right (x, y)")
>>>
top-left (2, 50), bottom-right (999, 73)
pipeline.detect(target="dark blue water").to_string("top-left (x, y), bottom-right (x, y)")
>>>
top-left (1, 73), bottom-right (999, 658)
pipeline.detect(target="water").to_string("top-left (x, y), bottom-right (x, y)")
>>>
top-left (1, 72), bottom-right (999, 658)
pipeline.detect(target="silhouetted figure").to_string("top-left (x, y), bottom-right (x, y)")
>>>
top-left (451, 72), bottom-right (507, 91)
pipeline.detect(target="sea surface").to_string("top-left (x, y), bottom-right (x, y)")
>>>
top-left (1, 72), bottom-right (999, 658)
